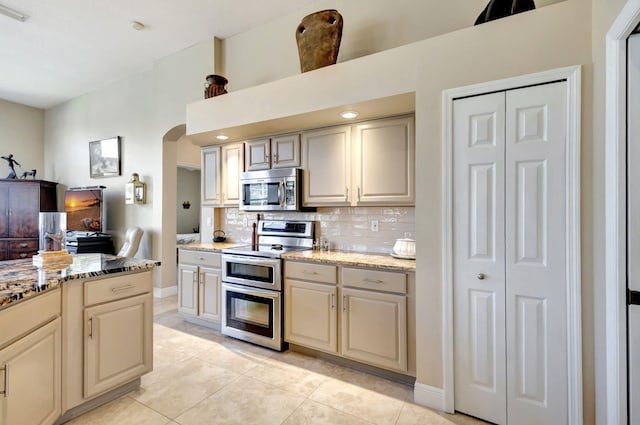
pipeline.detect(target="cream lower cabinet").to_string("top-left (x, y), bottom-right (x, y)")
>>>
top-left (178, 249), bottom-right (222, 325)
top-left (84, 293), bottom-right (152, 398)
top-left (341, 287), bottom-right (407, 372)
top-left (285, 261), bottom-right (410, 374)
top-left (62, 271), bottom-right (153, 412)
top-left (0, 317), bottom-right (61, 425)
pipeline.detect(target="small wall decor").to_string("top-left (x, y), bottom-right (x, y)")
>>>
top-left (182, 201), bottom-right (191, 209)
top-left (475, 0), bottom-right (535, 25)
top-left (295, 9), bottom-right (343, 73)
top-left (89, 136), bottom-right (121, 178)
top-left (125, 173), bottom-right (146, 204)
top-left (1, 154), bottom-right (20, 179)
top-left (204, 74), bottom-right (228, 98)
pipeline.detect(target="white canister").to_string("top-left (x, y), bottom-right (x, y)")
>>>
top-left (392, 238), bottom-right (416, 257)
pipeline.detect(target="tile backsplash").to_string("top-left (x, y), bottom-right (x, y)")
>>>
top-left (218, 207), bottom-right (415, 254)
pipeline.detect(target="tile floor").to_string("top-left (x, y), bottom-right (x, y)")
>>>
top-left (66, 295), bottom-right (488, 425)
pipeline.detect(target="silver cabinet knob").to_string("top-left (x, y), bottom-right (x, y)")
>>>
top-left (477, 273), bottom-right (486, 280)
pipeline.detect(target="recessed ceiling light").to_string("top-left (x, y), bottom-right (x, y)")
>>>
top-left (340, 111), bottom-right (359, 119)
top-left (0, 3), bottom-right (28, 22)
top-left (131, 21), bottom-right (145, 31)
top-left (216, 135), bottom-right (229, 140)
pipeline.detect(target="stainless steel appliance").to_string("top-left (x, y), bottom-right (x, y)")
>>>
top-left (239, 168), bottom-right (311, 212)
top-left (221, 220), bottom-right (314, 351)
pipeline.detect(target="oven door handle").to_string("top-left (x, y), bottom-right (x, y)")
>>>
top-left (222, 254), bottom-right (281, 267)
top-left (223, 283), bottom-right (280, 299)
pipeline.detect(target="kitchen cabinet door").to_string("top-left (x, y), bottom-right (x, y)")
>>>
top-left (353, 116), bottom-right (415, 205)
top-left (245, 138), bottom-right (271, 171)
top-left (0, 184), bottom-right (8, 238)
top-left (201, 146), bottom-right (221, 206)
top-left (221, 142), bottom-right (244, 206)
top-left (199, 266), bottom-right (222, 322)
top-left (84, 293), bottom-right (152, 399)
top-left (0, 318), bottom-right (61, 425)
top-left (341, 287), bottom-right (407, 372)
top-left (272, 134), bottom-right (300, 169)
top-left (302, 126), bottom-right (351, 206)
top-left (284, 279), bottom-right (338, 354)
top-left (7, 183), bottom-right (39, 238)
top-left (178, 264), bottom-right (199, 316)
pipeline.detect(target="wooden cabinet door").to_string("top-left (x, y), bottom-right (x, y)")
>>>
top-left (245, 138), bottom-right (271, 171)
top-left (272, 134), bottom-right (301, 169)
top-left (353, 116), bottom-right (415, 205)
top-left (0, 184), bottom-right (8, 238)
top-left (199, 266), bottom-right (221, 323)
top-left (221, 142), bottom-right (244, 206)
top-left (8, 183), bottom-right (39, 238)
top-left (302, 126), bottom-right (351, 206)
top-left (178, 264), bottom-right (199, 316)
top-left (284, 279), bottom-right (338, 353)
top-left (201, 146), bottom-right (221, 206)
top-left (84, 294), bottom-right (152, 399)
top-left (341, 287), bottom-right (407, 372)
top-left (0, 318), bottom-right (61, 425)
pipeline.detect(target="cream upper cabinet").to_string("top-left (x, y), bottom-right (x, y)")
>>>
top-left (221, 142), bottom-right (244, 206)
top-left (302, 115), bottom-right (414, 207)
top-left (0, 310), bottom-right (61, 425)
top-left (245, 135), bottom-right (301, 171)
top-left (352, 116), bottom-right (415, 205)
top-left (271, 134), bottom-right (301, 169)
top-left (201, 145), bottom-right (221, 206)
top-left (302, 125), bottom-right (351, 206)
top-left (245, 138), bottom-right (271, 171)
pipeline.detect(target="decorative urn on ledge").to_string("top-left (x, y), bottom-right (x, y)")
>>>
top-left (295, 9), bottom-right (344, 73)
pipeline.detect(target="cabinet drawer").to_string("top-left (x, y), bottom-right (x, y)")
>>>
top-left (0, 288), bottom-right (60, 349)
top-left (84, 272), bottom-right (152, 306)
top-left (341, 267), bottom-right (406, 294)
top-left (8, 239), bottom-right (38, 250)
top-left (286, 261), bottom-right (336, 284)
top-left (179, 249), bottom-right (221, 267)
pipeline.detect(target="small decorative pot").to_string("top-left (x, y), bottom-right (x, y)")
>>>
top-left (295, 9), bottom-right (343, 73)
top-left (204, 74), bottom-right (228, 99)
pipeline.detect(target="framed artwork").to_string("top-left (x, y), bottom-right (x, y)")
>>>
top-left (89, 136), bottom-right (121, 178)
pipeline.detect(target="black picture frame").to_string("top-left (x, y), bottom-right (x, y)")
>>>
top-left (89, 136), bottom-right (121, 178)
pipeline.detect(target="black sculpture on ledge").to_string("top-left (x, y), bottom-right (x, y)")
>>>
top-left (475, 0), bottom-right (536, 25)
top-left (1, 154), bottom-right (20, 179)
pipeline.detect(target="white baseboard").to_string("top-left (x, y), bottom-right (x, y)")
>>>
top-left (153, 285), bottom-right (177, 298)
top-left (414, 382), bottom-right (448, 412)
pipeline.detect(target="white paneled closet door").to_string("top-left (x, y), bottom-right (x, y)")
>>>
top-left (453, 81), bottom-right (568, 424)
top-left (627, 33), bottom-right (640, 425)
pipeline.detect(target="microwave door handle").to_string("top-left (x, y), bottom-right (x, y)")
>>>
top-left (278, 180), bottom-right (285, 206)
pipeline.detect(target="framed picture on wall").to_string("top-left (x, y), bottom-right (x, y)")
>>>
top-left (89, 136), bottom-right (121, 178)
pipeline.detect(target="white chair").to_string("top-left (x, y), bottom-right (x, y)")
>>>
top-left (118, 227), bottom-right (143, 257)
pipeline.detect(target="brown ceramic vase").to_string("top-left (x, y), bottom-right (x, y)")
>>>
top-left (204, 74), bottom-right (228, 99)
top-left (295, 9), bottom-right (343, 73)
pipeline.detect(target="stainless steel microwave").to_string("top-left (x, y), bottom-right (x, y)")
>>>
top-left (239, 168), bottom-right (310, 211)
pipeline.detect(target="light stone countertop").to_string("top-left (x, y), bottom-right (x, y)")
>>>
top-left (177, 242), bottom-right (246, 252)
top-left (281, 250), bottom-right (416, 272)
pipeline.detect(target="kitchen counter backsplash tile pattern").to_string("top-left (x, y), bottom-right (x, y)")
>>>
top-left (221, 207), bottom-right (415, 254)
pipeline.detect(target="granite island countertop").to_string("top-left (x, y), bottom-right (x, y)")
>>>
top-left (281, 250), bottom-right (416, 272)
top-left (0, 254), bottom-right (160, 310)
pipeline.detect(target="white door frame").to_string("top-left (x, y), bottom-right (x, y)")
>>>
top-left (605, 1), bottom-right (640, 424)
top-left (442, 65), bottom-right (582, 422)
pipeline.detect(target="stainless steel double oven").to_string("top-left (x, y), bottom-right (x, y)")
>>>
top-left (221, 220), bottom-right (314, 351)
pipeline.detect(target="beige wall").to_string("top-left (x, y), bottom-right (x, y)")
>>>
top-left (0, 99), bottom-right (44, 181)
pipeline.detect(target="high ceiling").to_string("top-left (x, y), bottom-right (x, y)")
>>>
top-left (0, 0), bottom-right (316, 109)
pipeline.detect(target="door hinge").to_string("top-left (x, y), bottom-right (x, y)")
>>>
top-left (628, 289), bottom-right (640, 306)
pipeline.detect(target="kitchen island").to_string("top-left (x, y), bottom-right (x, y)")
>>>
top-left (0, 254), bottom-right (160, 309)
top-left (0, 254), bottom-right (159, 425)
